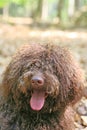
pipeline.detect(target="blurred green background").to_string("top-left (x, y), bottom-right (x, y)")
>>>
top-left (0, 0), bottom-right (87, 27)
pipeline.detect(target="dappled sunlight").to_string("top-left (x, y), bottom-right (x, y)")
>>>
top-left (0, 24), bottom-right (87, 41)
top-left (65, 32), bottom-right (79, 39)
top-left (29, 30), bottom-right (87, 40)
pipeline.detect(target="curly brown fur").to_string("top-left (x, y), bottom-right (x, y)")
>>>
top-left (0, 43), bottom-right (84, 130)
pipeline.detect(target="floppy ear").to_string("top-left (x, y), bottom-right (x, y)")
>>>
top-left (57, 68), bottom-right (84, 106)
top-left (67, 80), bottom-right (84, 105)
top-left (52, 46), bottom-right (84, 105)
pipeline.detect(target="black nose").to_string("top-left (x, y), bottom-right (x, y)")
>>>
top-left (31, 75), bottom-right (44, 87)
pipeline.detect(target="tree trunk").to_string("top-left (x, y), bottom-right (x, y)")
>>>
top-left (57, 0), bottom-right (69, 26)
top-left (36, 0), bottom-right (43, 18)
top-left (75, 0), bottom-right (81, 11)
top-left (57, 0), bottom-right (63, 20)
top-left (30, 0), bottom-right (43, 20)
top-left (41, 0), bottom-right (48, 21)
top-left (68, 0), bottom-right (75, 18)
top-left (3, 4), bottom-right (9, 20)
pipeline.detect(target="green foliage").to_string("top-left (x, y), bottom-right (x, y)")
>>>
top-left (74, 6), bottom-right (87, 27)
top-left (61, 0), bottom-right (68, 23)
top-left (48, 0), bottom-right (57, 3)
top-left (12, 0), bottom-right (27, 5)
top-left (0, 0), bottom-right (9, 7)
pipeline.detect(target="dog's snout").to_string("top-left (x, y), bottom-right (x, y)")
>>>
top-left (31, 75), bottom-right (44, 88)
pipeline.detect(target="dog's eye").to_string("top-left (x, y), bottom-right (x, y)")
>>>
top-left (23, 71), bottom-right (33, 81)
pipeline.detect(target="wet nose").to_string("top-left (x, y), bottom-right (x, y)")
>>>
top-left (31, 75), bottom-right (44, 87)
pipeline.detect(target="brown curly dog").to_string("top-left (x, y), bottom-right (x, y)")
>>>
top-left (0, 43), bottom-right (84, 130)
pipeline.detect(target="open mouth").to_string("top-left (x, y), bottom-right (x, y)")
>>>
top-left (30, 89), bottom-right (48, 111)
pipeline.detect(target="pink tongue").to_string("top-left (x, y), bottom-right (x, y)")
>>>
top-left (30, 90), bottom-right (45, 111)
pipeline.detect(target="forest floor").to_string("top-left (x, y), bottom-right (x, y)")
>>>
top-left (0, 23), bottom-right (87, 130)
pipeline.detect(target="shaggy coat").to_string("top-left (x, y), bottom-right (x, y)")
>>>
top-left (0, 43), bottom-right (84, 130)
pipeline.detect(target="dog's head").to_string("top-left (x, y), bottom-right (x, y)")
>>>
top-left (2, 43), bottom-right (84, 113)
